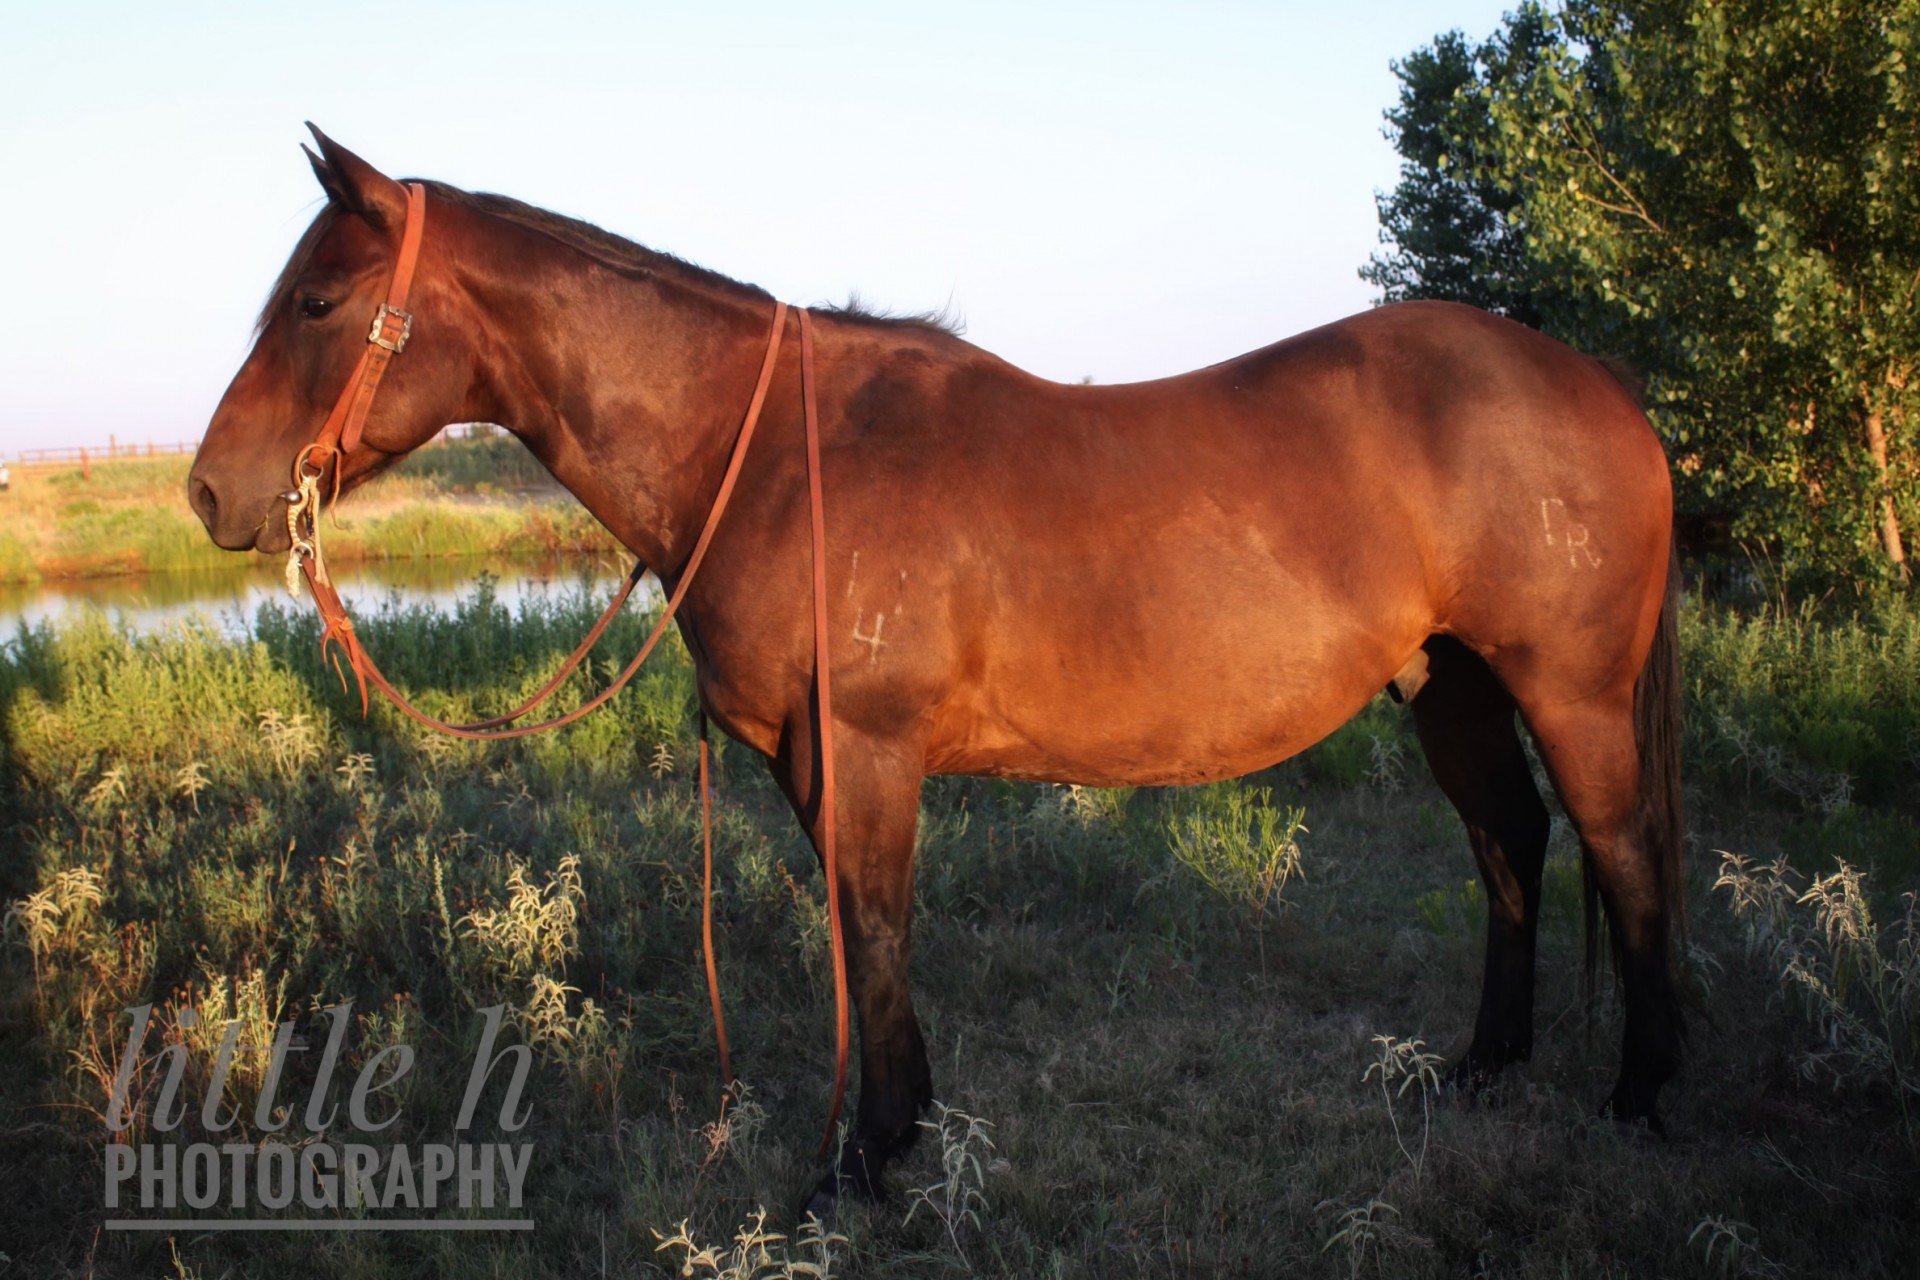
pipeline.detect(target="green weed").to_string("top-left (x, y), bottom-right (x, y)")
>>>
top-left (1714, 851), bottom-right (1920, 1128)
top-left (653, 1207), bottom-right (847, 1279)
top-left (1165, 781), bottom-right (1306, 975)
top-left (4, 866), bottom-right (107, 981)
top-left (1361, 1034), bottom-right (1442, 1187)
top-left (903, 1103), bottom-right (998, 1265)
top-left (1413, 878), bottom-right (1484, 940)
top-left (1688, 1214), bottom-right (1781, 1279)
top-left (1319, 1198), bottom-right (1430, 1279)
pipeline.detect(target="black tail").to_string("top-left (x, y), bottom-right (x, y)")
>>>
top-left (1586, 542), bottom-right (1686, 999)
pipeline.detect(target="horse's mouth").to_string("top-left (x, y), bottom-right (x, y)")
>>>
top-left (251, 501), bottom-right (294, 555)
top-left (255, 521), bottom-right (294, 556)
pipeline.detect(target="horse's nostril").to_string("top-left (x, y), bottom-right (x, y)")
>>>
top-left (188, 475), bottom-right (219, 526)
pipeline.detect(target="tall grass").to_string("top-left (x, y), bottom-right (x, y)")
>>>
top-left (1682, 596), bottom-right (1920, 807)
top-left (1, 591), bottom-right (1918, 1276)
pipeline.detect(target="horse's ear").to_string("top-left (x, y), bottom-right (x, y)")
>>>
top-left (303, 123), bottom-right (408, 230)
top-left (302, 143), bottom-right (346, 205)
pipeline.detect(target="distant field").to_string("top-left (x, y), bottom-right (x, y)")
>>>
top-left (0, 437), bottom-right (623, 584)
top-left (1, 588), bottom-right (1915, 1277)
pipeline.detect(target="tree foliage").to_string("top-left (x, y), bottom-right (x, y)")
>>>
top-left (1369, 1), bottom-right (1920, 586)
top-left (1362, 15), bottom-right (1551, 323)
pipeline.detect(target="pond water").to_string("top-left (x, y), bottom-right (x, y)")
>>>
top-left (0, 556), bottom-right (645, 637)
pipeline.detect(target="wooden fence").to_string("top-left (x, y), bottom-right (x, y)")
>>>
top-left (11, 423), bottom-right (505, 468)
top-left (15, 439), bottom-right (198, 466)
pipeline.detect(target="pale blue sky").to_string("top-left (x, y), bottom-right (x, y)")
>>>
top-left (0, 1), bottom-right (1515, 455)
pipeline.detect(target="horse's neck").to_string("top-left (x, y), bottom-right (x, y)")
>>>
top-left (474, 263), bottom-right (777, 575)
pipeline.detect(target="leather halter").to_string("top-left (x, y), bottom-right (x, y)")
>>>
top-left (302, 183), bottom-right (428, 474)
top-left (284, 184), bottom-right (850, 1159)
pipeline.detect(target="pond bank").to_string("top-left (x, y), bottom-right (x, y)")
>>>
top-left (0, 447), bottom-right (625, 586)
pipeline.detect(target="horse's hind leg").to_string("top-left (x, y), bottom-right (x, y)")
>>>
top-left (1519, 691), bottom-right (1682, 1131)
top-left (1409, 637), bottom-right (1552, 1084)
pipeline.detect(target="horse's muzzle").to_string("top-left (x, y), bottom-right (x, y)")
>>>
top-left (186, 469), bottom-right (291, 553)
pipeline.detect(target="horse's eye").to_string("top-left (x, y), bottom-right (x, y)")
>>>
top-left (299, 296), bottom-right (335, 320)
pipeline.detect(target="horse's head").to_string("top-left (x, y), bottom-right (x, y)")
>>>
top-left (189, 127), bottom-right (475, 552)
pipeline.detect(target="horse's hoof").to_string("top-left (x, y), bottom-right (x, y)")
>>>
top-left (1603, 1111), bottom-right (1668, 1141)
top-left (1441, 1057), bottom-right (1504, 1101)
top-left (800, 1178), bottom-right (839, 1223)
top-left (1599, 1088), bottom-right (1668, 1139)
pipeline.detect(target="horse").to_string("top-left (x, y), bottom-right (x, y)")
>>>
top-left (189, 128), bottom-right (1686, 1215)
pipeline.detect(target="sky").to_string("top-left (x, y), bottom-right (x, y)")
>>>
top-left (0, 1), bottom-right (1517, 456)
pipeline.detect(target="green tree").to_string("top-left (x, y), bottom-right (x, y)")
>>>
top-left (1371, 1), bottom-right (1920, 585)
top-left (1362, 14), bottom-right (1553, 323)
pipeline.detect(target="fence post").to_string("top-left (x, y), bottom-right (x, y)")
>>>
top-left (81, 448), bottom-right (90, 480)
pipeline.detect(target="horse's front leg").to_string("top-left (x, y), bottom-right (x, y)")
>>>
top-left (770, 722), bottom-right (930, 1216)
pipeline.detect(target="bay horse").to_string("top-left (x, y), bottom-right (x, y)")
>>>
top-left (189, 129), bottom-right (1685, 1213)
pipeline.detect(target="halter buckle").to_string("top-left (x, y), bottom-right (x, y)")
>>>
top-left (297, 443), bottom-right (335, 480)
top-left (368, 303), bottom-right (412, 354)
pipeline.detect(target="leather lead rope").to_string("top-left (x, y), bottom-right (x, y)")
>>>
top-left (699, 713), bottom-right (733, 1091)
top-left (800, 308), bottom-right (851, 1159)
top-left (284, 187), bottom-right (854, 1159)
top-left (297, 300), bottom-right (792, 741)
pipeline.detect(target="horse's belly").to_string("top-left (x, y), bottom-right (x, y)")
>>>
top-left (924, 592), bottom-right (1412, 786)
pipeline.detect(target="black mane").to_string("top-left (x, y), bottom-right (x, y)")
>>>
top-left (818, 292), bottom-right (965, 338)
top-left (416, 181), bottom-right (774, 304)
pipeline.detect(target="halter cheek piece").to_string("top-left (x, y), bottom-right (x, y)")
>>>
top-left (284, 184), bottom-right (851, 1160)
top-left (282, 182), bottom-right (426, 597)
